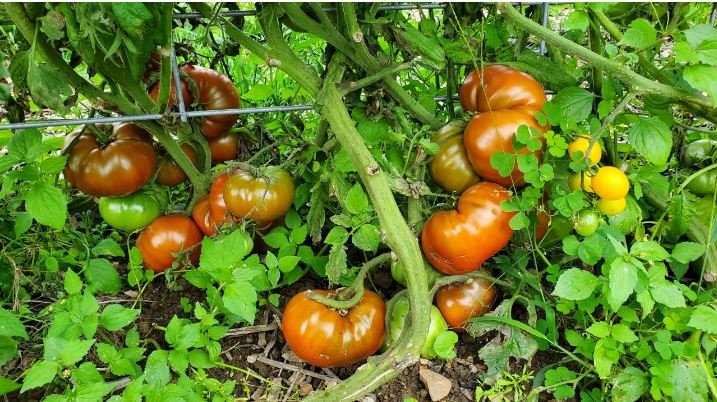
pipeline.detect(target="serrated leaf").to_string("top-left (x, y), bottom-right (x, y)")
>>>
top-left (563, 10), bottom-right (589, 32)
top-left (20, 360), bottom-right (58, 393)
top-left (278, 256), bottom-right (300, 273)
top-left (630, 241), bottom-right (670, 261)
top-left (0, 307), bottom-right (28, 340)
top-left (44, 338), bottom-right (95, 366)
top-left (612, 367), bottom-right (649, 402)
top-left (684, 24), bottom-right (717, 48)
top-left (25, 182), bottom-right (67, 229)
top-left (345, 183), bottom-right (369, 215)
top-left (618, 19), bottom-right (656, 49)
top-left (688, 305), bottom-right (717, 334)
top-left (241, 84), bottom-right (274, 101)
top-left (684, 64), bottom-right (717, 103)
top-left (223, 283), bottom-right (257, 324)
top-left (608, 259), bottom-right (637, 311)
top-left (324, 226), bottom-right (349, 245)
top-left (650, 281), bottom-right (686, 308)
top-left (27, 64), bottom-right (72, 111)
top-left (64, 269), bottom-right (82, 295)
top-left (611, 324), bottom-right (638, 343)
top-left (552, 268), bottom-right (600, 301)
top-left (352, 224), bottom-right (380, 252)
top-left (551, 87), bottom-right (595, 127)
top-left (627, 117), bottom-right (672, 165)
top-left (0, 376), bottom-right (20, 395)
top-left (91, 238), bottom-right (125, 258)
top-left (667, 358), bottom-right (709, 402)
top-left (100, 305), bottom-right (139, 331)
top-left (672, 242), bottom-right (705, 263)
top-left (586, 322), bottom-right (611, 338)
top-left (326, 244), bottom-right (347, 284)
top-left (85, 258), bottom-right (121, 294)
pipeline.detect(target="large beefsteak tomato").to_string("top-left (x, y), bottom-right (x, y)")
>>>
top-left (429, 120), bottom-right (480, 194)
top-left (136, 215), bottom-right (203, 272)
top-left (223, 166), bottom-right (294, 223)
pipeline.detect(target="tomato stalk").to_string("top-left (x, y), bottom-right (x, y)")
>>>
top-left (307, 253), bottom-right (392, 310)
top-left (498, 3), bottom-right (717, 124)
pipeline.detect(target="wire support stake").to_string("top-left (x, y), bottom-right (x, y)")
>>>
top-left (540, 2), bottom-right (549, 55)
top-left (170, 38), bottom-right (189, 123)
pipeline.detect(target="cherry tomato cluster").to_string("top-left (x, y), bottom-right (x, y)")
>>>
top-left (567, 136), bottom-right (632, 236)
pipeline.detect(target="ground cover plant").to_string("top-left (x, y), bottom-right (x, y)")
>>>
top-left (1, 2), bottom-right (717, 401)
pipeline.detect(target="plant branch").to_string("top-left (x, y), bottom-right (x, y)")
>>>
top-left (338, 62), bottom-right (413, 96)
top-left (498, 4), bottom-right (716, 115)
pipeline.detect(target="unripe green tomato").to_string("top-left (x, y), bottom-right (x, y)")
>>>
top-left (573, 209), bottom-right (601, 237)
top-left (99, 188), bottom-right (168, 232)
top-left (607, 196), bottom-right (642, 235)
top-left (391, 260), bottom-right (443, 288)
top-left (385, 295), bottom-right (448, 358)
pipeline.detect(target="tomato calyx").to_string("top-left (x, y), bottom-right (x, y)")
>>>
top-left (306, 253), bottom-right (391, 310)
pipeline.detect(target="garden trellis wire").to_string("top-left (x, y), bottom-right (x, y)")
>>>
top-left (0, 2), bottom-right (551, 132)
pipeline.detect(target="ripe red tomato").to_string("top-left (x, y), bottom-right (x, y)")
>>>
top-left (136, 215), bottom-right (203, 272)
top-left (224, 166), bottom-right (295, 223)
top-left (463, 109), bottom-right (545, 187)
top-left (149, 76), bottom-right (193, 107)
top-left (459, 64), bottom-right (546, 113)
top-left (429, 120), bottom-right (480, 194)
top-left (209, 173), bottom-right (234, 228)
top-left (191, 196), bottom-right (216, 236)
top-left (156, 143), bottom-right (198, 186)
top-left (63, 124), bottom-right (157, 197)
top-left (150, 65), bottom-right (240, 138)
top-left (207, 132), bottom-right (239, 163)
top-left (421, 182), bottom-right (515, 275)
top-left (282, 289), bottom-right (386, 368)
top-left (436, 273), bottom-right (496, 331)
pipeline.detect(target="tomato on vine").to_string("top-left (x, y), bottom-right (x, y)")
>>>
top-left (281, 289), bottom-right (386, 368)
top-left (156, 143), bottom-right (198, 187)
top-left (573, 209), bottom-right (601, 236)
top-left (429, 120), bottom-right (479, 194)
top-left (568, 136), bottom-right (601, 167)
top-left (99, 187), bottom-right (168, 232)
top-left (421, 182), bottom-right (515, 275)
top-left (591, 166), bottom-right (630, 200)
top-left (435, 273), bottom-right (496, 331)
top-left (568, 172), bottom-right (594, 192)
top-left (224, 166), bottom-right (295, 223)
top-left (597, 197), bottom-right (627, 216)
top-left (63, 123), bottom-right (157, 197)
top-left (136, 215), bottom-right (203, 272)
top-left (208, 132), bottom-right (240, 164)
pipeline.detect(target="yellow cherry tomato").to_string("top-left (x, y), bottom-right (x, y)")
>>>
top-left (568, 136), bottom-right (601, 167)
top-left (591, 166), bottom-right (629, 200)
top-left (568, 172), bottom-right (594, 192)
top-left (597, 197), bottom-right (627, 216)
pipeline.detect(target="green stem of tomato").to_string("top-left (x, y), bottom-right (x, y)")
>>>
top-left (307, 253), bottom-right (392, 309)
top-left (154, 3), bottom-right (174, 113)
top-left (499, 3), bottom-right (717, 124)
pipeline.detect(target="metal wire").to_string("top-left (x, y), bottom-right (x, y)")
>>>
top-left (540, 2), bottom-right (549, 55)
top-left (172, 4), bottom-right (447, 19)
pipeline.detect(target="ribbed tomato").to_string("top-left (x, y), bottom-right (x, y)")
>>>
top-left (156, 143), bottom-right (198, 186)
top-left (209, 173), bottom-right (234, 228)
top-left (282, 289), bottom-right (386, 368)
top-left (192, 196), bottom-right (216, 236)
top-left (135, 215), bottom-right (203, 272)
top-left (224, 166), bottom-right (295, 223)
top-left (436, 273), bottom-right (496, 331)
top-left (421, 182), bottom-right (515, 275)
top-left (429, 120), bottom-right (480, 194)
top-left (459, 64), bottom-right (546, 113)
top-left (63, 124), bottom-right (157, 197)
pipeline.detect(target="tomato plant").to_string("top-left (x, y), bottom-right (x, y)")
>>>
top-left (224, 166), bottom-right (294, 223)
top-left (281, 289), bottom-right (386, 368)
top-left (385, 295), bottom-right (449, 359)
top-left (422, 182), bottom-right (514, 275)
top-left (63, 124), bottom-right (157, 197)
top-left (99, 187), bottom-right (168, 232)
top-left (136, 215), bottom-right (203, 272)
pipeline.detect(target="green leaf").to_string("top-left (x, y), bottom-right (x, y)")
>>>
top-left (667, 358), bottom-right (710, 402)
top-left (687, 305), bottom-right (717, 334)
top-left (608, 259), bottom-right (637, 311)
top-left (612, 367), bottom-right (649, 402)
top-left (44, 338), bottom-right (95, 366)
top-left (25, 182), bottom-right (67, 229)
top-left (223, 283), bottom-right (257, 324)
top-left (345, 183), bottom-right (369, 215)
top-left (352, 224), bottom-right (381, 252)
top-left (630, 240), bottom-right (670, 261)
top-left (0, 376), bottom-right (20, 396)
top-left (696, 40), bottom-right (717, 65)
top-left (672, 242), bottom-right (705, 264)
top-left (100, 305), bottom-right (139, 331)
top-left (683, 64), bottom-right (717, 103)
top-left (490, 151), bottom-right (515, 178)
top-left (289, 225), bottom-right (308, 245)
top-left (39, 155), bottom-right (68, 174)
top-left (636, 290), bottom-right (654, 319)
top-left (618, 19), bottom-right (656, 49)
top-left (200, 231), bottom-right (253, 277)
top-left (594, 338), bottom-right (618, 378)
top-left (91, 238), bottom-right (125, 258)
top-left (39, 9), bottom-right (65, 41)
top-left (27, 64), bottom-right (72, 111)
top-left (64, 269), bottom-right (83, 295)
top-left (509, 212), bottom-right (530, 231)
top-left (241, 84), bottom-right (275, 101)
top-left (627, 117), bottom-right (672, 165)
top-left (0, 307), bottom-right (27, 340)
top-left (563, 10), bottom-right (589, 31)
top-left (684, 24), bottom-right (717, 48)
top-left (20, 360), bottom-right (58, 393)
top-left (145, 350), bottom-right (170, 386)
top-left (75, 380), bottom-right (116, 402)
top-left (168, 349), bottom-right (189, 373)
top-left (550, 87), bottom-right (595, 127)
top-left (586, 322), bottom-right (611, 338)
top-left (326, 244), bottom-right (348, 284)
top-left (278, 256), bottom-right (300, 273)
top-left (432, 331), bottom-right (458, 360)
top-left (650, 281), bottom-right (686, 308)
top-left (611, 324), bottom-right (638, 343)
top-left (85, 258), bottom-right (121, 294)
top-left (552, 268), bottom-right (600, 301)
top-left (324, 226), bottom-right (349, 245)
top-left (262, 231), bottom-right (288, 249)
top-left (111, 3), bottom-right (153, 38)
